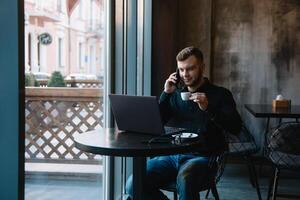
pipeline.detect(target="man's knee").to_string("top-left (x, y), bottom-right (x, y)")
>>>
top-left (176, 169), bottom-right (194, 187)
top-left (176, 162), bottom-right (209, 189)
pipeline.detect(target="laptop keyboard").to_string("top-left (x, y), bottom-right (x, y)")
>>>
top-left (164, 126), bottom-right (186, 135)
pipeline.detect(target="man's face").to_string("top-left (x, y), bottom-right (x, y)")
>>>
top-left (177, 55), bottom-right (204, 87)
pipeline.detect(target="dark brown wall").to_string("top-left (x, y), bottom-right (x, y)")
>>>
top-left (152, 0), bottom-right (212, 95)
top-left (212, 0), bottom-right (300, 141)
top-left (152, 0), bottom-right (300, 148)
top-left (152, 0), bottom-right (179, 95)
top-left (177, 0), bottom-right (212, 77)
top-left (213, 0), bottom-right (300, 106)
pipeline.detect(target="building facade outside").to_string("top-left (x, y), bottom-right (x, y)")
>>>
top-left (25, 0), bottom-right (104, 78)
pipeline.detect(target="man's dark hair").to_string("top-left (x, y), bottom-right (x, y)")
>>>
top-left (176, 46), bottom-right (204, 63)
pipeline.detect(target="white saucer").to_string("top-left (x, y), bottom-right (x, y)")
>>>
top-left (180, 132), bottom-right (198, 138)
top-left (172, 132), bottom-right (198, 138)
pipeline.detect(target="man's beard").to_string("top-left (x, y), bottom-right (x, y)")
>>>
top-left (185, 75), bottom-right (203, 87)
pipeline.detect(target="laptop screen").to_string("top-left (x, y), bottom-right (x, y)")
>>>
top-left (109, 94), bottom-right (166, 135)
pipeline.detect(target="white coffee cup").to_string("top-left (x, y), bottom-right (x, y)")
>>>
top-left (181, 92), bottom-right (191, 101)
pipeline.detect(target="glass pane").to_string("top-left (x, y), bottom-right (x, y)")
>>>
top-left (24, 0), bottom-right (105, 199)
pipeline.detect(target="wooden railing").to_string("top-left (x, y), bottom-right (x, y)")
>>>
top-left (25, 87), bottom-right (103, 164)
top-left (65, 79), bottom-right (103, 88)
top-left (36, 79), bottom-right (103, 88)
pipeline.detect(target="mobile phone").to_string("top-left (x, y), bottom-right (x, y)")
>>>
top-left (175, 68), bottom-right (181, 88)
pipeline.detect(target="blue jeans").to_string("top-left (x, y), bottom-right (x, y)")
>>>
top-left (125, 154), bottom-right (215, 200)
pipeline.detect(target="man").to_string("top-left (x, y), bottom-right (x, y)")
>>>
top-left (126, 46), bottom-right (242, 200)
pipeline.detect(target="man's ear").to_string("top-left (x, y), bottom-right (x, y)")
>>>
top-left (200, 63), bottom-right (205, 73)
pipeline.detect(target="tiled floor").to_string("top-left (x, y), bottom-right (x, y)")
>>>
top-left (25, 164), bottom-right (300, 200)
top-left (214, 164), bottom-right (300, 200)
top-left (25, 179), bottom-right (103, 200)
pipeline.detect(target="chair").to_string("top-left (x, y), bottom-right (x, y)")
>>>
top-left (160, 154), bottom-right (226, 200)
top-left (225, 124), bottom-right (262, 200)
top-left (266, 122), bottom-right (300, 200)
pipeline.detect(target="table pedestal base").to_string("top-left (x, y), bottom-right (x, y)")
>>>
top-left (132, 157), bottom-right (146, 200)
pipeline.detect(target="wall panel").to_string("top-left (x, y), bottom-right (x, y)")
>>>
top-left (212, 0), bottom-right (300, 143)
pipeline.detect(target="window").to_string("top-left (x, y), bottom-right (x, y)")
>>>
top-left (89, 0), bottom-right (93, 30)
top-left (58, 37), bottom-right (64, 67)
top-left (78, 0), bottom-right (83, 19)
top-left (24, 0), bottom-right (106, 199)
top-left (89, 45), bottom-right (94, 73)
top-left (28, 33), bottom-right (32, 68)
top-left (37, 40), bottom-right (40, 69)
top-left (78, 42), bottom-right (84, 69)
top-left (57, 0), bottom-right (62, 12)
top-left (36, 0), bottom-right (42, 9)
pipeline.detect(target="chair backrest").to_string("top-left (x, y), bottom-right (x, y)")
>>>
top-left (267, 122), bottom-right (300, 168)
top-left (268, 122), bottom-right (300, 155)
top-left (225, 124), bottom-right (258, 155)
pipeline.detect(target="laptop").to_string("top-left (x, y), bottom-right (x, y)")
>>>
top-left (109, 94), bottom-right (185, 135)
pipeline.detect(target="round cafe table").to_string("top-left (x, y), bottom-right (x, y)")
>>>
top-left (74, 128), bottom-right (202, 200)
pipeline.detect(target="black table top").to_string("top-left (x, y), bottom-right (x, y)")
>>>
top-left (74, 129), bottom-right (203, 157)
top-left (245, 104), bottom-right (300, 118)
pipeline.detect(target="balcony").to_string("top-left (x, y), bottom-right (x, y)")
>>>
top-left (25, 1), bottom-right (61, 23)
top-left (25, 87), bottom-right (103, 179)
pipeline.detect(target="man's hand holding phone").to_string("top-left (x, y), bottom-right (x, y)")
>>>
top-left (164, 72), bottom-right (179, 93)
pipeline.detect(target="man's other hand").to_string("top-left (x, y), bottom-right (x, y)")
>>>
top-left (189, 92), bottom-right (208, 111)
